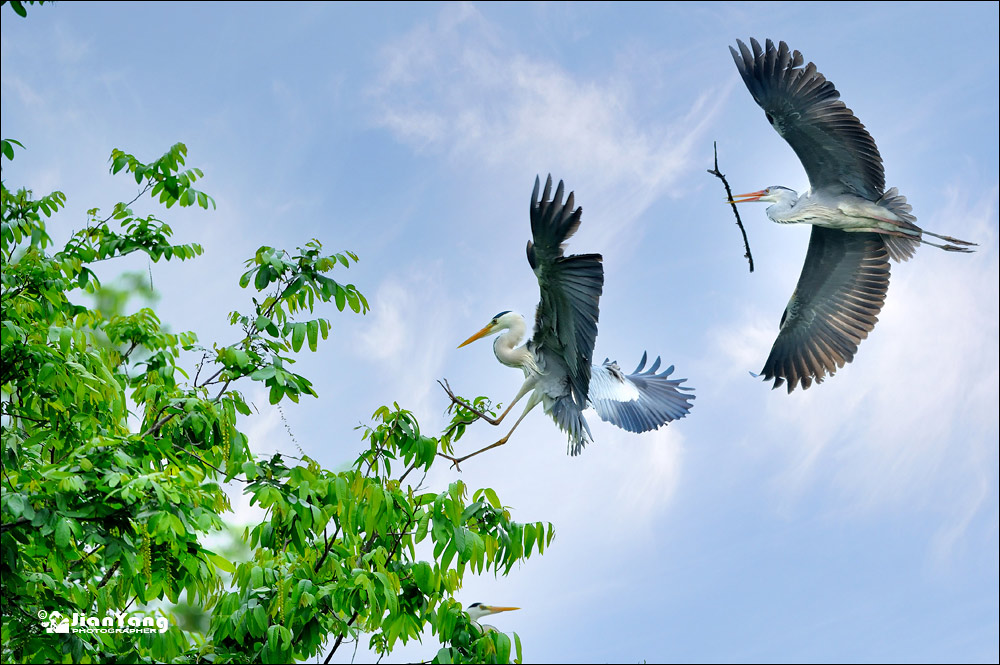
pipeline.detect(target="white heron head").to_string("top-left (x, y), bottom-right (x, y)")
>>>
top-left (457, 311), bottom-right (522, 348)
top-left (465, 602), bottom-right (520, 622)
top-left (728, 185), bottom-right (797, 204)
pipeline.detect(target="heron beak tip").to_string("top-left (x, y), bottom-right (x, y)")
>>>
top-left (729, 189), bottom-right (767, 204)
top-left (488, 606), bottom-right (520, 614)
top-left (458, 325), bottom-right (493, 348)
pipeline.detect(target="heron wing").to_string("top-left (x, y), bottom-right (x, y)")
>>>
top-left (526, 175), bottom-right (604, 413)
top-left (731, 38), bottom-right (885, 200)
top-left (588, 352), bottom-right (695, 433)
top-left (761, 226), bottom-right (890, 392)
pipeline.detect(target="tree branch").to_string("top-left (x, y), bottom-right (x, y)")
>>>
top-left (313, 522), bottom-right (342, 573)
top-left (97, 561), bottom-right (120, 589)
top-left (707, 141), bottom-right (754, 273)
top-left (324, 614), bottom-right (358, 663)
top-left (321, 513), bottom-right (415, 662)
top-left (0, 517), bottom-right (30, 533)
top-left (98, 183), bottom-right (152, 225)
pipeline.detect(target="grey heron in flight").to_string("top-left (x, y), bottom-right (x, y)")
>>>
top-left (728, 38), bottom-right (976, 393)
top-left (440, 175), bottom-right (694, 467)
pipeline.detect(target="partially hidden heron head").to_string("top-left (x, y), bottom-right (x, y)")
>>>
top-left (727, 185), bottom-right (795, 204)
top-left (465, 602), bottom-right (520, 621)
top-left (458, 311), bottom-right (516, 348)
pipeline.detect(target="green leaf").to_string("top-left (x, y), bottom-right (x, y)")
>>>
top-left (207, 551), bottom-right (236, 574)
top-left (334, 284), bottom-right (346, 311)
top-left (58, 328), bottom-right (71, 354)
top-left (54, 519), bottom-right (71, 548)
top-left (346, 288), bottom-right (361, 313)
top-left (255, 266), bottom-right (271, 290)
top-left (307, 319), bottom-right (319, 352)
top-left (453, 526), bottom-right (472, 561)
top-left (495, 632), bottom-right (511, 663)
top-left (291, 322), bottom-right (305, 352)
top-left (255, 315), bottom-right (272, 333)
top-left (415, 510), bottom-right (431, 542)
top-left (251, 604), bottom-right (268, 637)
top-left (523, 523), bottom-right (536, 559)
top-left (411, 561), bottom-right (434, 593)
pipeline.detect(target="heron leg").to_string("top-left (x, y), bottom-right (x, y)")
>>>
top-left (847, 226), bottom-right (976, 253)
top-left (438, 377), bottom-right (535, 426)
top-left (920, 230), bottom-right (976, 246)
top-left (438, 393), bottom-right (541, 471)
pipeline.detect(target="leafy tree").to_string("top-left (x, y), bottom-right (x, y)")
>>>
top-left (1, 135), bottom-right (552, 664)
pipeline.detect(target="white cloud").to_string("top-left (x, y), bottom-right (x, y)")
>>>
top-left (368, 2), bottom-right (729, 256)
top-left (1, 74), bottom-right (43, 107)
top-left (354, 263), bottom-right (456, 420)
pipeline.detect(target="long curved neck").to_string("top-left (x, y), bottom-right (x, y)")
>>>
top-left (765, 188), bottom-right (801, 224)
top-left (492, 315), bottom-right (536, 371)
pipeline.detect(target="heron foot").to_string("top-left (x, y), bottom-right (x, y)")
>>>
top-left (436, 437), bottom-right (511, 472)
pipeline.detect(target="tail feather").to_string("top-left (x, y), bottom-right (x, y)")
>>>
top-left (877, 188), bottom-right (919, 262)
top-left (878, 187), bottom-right (977, 259)
top-left (549, 396), bottom-right (593, 456)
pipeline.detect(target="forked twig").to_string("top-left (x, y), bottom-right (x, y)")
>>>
top-left (707, 141), bottom-right (754, 273)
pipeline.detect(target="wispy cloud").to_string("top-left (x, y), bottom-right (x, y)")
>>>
top-left (368, 2), bottom-right (729, 256)
top-left (354, 263), bottom-right (456, 420)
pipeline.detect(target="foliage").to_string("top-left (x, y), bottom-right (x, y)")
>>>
top-left (0, 139), bottom-right (553, 663)
top-left (1, 1), bottom-right (46, 19)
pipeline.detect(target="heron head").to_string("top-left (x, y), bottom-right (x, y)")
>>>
top-left (458, 311), bottom-right (518, 348)
top-left (728, 185), bottom-right (795, 204)
top-left (466, 602), bottom-right (520, 621)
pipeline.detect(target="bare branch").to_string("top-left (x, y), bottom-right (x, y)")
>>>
top-left (707, 141), bottom-right (754, 273)
top-left (99, 183), bottom-right (152, 225)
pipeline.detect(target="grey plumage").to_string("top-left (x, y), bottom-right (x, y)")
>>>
top-left (526, 176), bottom-right (693, 454)
top-left (761, 227), bottom-right (889, 392)
top-left (589, 352), bottom-right (695, 436)
top-left (527, 175), bottom-right (603, 423)
top-left (455, 175), bottom-right (694, 459)
top-left (729, 38), bottom-right (975, 393)
top-left (730, 38), bottom-right (884, 200)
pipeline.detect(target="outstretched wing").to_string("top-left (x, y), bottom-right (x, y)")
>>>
top-left (731, 38), bottom-right (885, 200)
top-left (761, 226), bottom-right (890, 392)
top-left (527, 175), bottom-right (604, 412)
top-left (588, 352), bottom-right (695, 432)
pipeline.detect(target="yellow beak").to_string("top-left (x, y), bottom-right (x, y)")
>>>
top-left (727, 189), bottom-right (767, 204)
top-left (486, 606), bottom-right (520, 614)
top-left (458, 324), bottom-right (494, 348)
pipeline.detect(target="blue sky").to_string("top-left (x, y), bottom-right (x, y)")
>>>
top-left (2, 2), bottom-right (998, 662)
